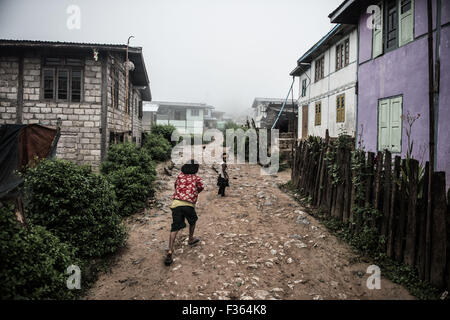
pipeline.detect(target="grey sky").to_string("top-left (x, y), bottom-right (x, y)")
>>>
top-left (0, 0), bottom-right (343, 117)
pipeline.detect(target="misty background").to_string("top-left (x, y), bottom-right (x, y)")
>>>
top-left (0, 0), bottom-right (342, 118)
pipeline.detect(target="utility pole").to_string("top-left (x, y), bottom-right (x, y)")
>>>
top-left (426, 0), bottom-right (435, 280)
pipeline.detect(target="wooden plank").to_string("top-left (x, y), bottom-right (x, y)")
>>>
top-left (349, 158), bottom-right (356, 227)
top-left (387, 156), bottom-right (401, 258)
top-left (394, 159), bottom-right (408, 263)
top-left (381, 151), bottom-right (392, 237)
top-left (429, 172), bottom-right (447, 289)
top-left (343, 147), bottom-right (352, 223)
top-left (416, 162), bottom-right (429, 280)
top-left (404, 159), bottom-right (419, 267)
top-left (317, 134), bottom-right (330, 207)
top-left (373, 151), bottom-right (384, 227)
top-left (365, 152), bottom-right (375, 208)
top-left (325, 144), bottom-right (334, 216)
top-left (333, 147), bottom-right (345, 220)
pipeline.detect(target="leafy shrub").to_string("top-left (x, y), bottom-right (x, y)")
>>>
top-left (150, 124), bottom-right (177, 146)
top-left (143, 132), bottom-right (172, 162)
top-left (106, 166), bottom-right (155, 216)
top-left (101, 143), bottom-right (156, 216)
top-left (24, 159), bottom-right (127, 258)
top-left (0, 203), bottom-right (80, 300)
top-left (101, 142), bottom-right (155, 176)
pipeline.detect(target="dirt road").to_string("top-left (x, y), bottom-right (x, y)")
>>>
top-left (86, 162), bottom-right (413, 300)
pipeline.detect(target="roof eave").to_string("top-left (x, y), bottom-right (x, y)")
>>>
top-left (328, 0), bottom-right (365, 24)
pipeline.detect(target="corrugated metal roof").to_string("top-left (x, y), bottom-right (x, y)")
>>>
top-left (0, 39), bottom-right (142, 51)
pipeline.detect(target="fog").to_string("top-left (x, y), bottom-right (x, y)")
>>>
top-left (0, 0), bottom-right (343, 117)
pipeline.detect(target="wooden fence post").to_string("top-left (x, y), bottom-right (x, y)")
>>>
top-left (365, 152), bottom-right (375, 208)
top-left (381, 151), bottom-right (391, 237)
top-left (373, 151), bottom-right (384, 227)
top-left (333, 147), bottom-right (345, 220)
top-left (317, 135), bottom-right (329, 208)
top-left (404, 159), bottom-right (419, 267)
top-left (387, 156), bottom-right (401, 258)
top-left (429, 172), bottom-right (447, 289)
top-left (395, 159), bottom-right (408, 263)
top-left (416, 162), bottom-right (429, 280)
top-left (343, 147), bottom-right (352, 223)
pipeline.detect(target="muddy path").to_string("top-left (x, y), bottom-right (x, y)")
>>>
top-left (85, 162), bottom-right (413, 300)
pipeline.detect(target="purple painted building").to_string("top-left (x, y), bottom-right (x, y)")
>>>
top-left (329, 0), bottom-right (450, 186)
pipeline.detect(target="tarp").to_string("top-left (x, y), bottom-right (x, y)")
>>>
top-left (0, 124), bottom-right (57, 199)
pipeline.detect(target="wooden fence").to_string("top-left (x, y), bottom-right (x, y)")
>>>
top-left (291, 131), bottom-right (450, 291)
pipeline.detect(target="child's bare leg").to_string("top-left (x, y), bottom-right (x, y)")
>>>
top-left (189, 223), bottom-right (196, 242)
top-left (168, 231), bottom-right (178, 254)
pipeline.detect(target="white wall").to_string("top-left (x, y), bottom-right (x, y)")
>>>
top-left (297, 28), bottom-right (358, 140)
top-left (156, 108), bottom-right (204, 135)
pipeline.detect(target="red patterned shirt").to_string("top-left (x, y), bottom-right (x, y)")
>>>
top-left (172, 173), bottom-right (204, 204)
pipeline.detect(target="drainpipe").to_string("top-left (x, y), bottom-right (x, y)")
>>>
top-left (355, 25), bottom-right (360, 146)
top-left (426, 0), bottom-right (435, 282)
top-left (433, 0), bottom-right (441, 168)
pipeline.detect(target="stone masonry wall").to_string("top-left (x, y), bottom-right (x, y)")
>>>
top-left (0, 54), bottom-right (103, 167)
top-left (0, 56), bottom-right (19, 123)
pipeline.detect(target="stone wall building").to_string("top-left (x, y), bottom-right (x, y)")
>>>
top-left (0, 40), bottom-right (151, 168)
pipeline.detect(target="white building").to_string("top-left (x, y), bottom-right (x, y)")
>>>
top-left (151, 101), bottom-right (214, 135)
top-left (290, 24), bottom-right (357, 140)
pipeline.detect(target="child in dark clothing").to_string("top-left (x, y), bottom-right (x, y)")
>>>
top-left (217, 153), bottom-right (229, 197)
top-left (164, 160), bottom-right (204, 266)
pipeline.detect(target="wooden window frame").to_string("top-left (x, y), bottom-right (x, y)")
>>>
top-left (377, 94), bottom-right (403, 153)
top-left (314, 101), bottom-right (322, 126)
top-left (301, 79), bottom-right (307, 97)
top-left (373, 0), bottom-right (414, 59)
top-left (40, 57), bottom-right (84, 103)
top-left (336, 38), bottom-right (350, 71)
top-left (41, 66), bottom-right (83, 103)
top-left (384, 0), bottom-right (399, 53)
top-left (314, 56), bottom-right (325, 82)
top-left (42, 68), bottom-right (56, 100)
top-left (336, 94), bottom-right (345, 123)
top-left (56, 68), bottom-right (69, 101)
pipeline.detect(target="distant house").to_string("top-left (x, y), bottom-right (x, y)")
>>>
top-left (0, 39), bottom-right (151, 167)
top-left (290, 23), bottom-right (358, 140)
top-left (152, 101), bottom-right (214, 135)
top-left (142, 101), bottom-right (158, 132)
top-left (251, 98), bottom-right (297, 133)
top-left (329, 0), bottom-right (450, 183)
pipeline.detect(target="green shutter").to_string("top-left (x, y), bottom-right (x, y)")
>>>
top-left (399, 0), bottom-right (414, 47)
top-left (378, 99), bottom-right (390, 151)
top-left (372, 2), bottom-right (383, 58)
top-left (378, 97), bottom-right (403, 153)
top-left (389, 96), bottom-right (402, 152)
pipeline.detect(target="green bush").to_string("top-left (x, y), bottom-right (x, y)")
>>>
top-left (101, 143), bottom-right (156, 216)
top-left (106, 166), bottom-right (155, 216)
top-left (143, 132), bottom-right (172, 162)
top-left (23, 159), bottom-right (127, 258)
top-left (0, 203), bottom-right (80, 300)
top-left (150, 124), bottom-right (177, 146)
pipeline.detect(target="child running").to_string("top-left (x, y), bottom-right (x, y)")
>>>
top-left (164, 160), bottom-right (204, 266)
top-left (217, 152), bottom-right (229, 197)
